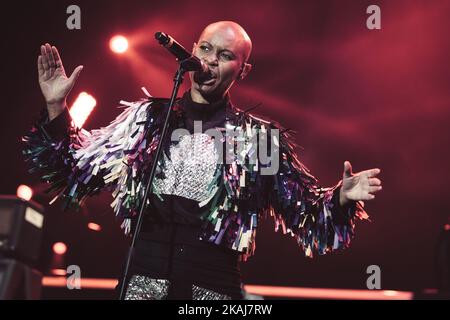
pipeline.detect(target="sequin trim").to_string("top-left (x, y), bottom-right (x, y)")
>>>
top-left (124, 274), bottom-right (232, 300)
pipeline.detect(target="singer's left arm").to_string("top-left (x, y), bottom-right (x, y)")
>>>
top-left (264, 127), bottom-right (382, 258)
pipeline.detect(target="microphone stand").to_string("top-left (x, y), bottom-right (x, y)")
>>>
top-left (118, 58), bottom-right (194, 300)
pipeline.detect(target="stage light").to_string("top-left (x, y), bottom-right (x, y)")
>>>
top-left (383, 290), bottom-right (400, 297)
top-left (53, 242), bottom-right (67, 255)
top-left (110, 35), bottom-right (129, 54)
top-left (87, 222), bottom-right (102, 232)
top-left (50, 268), bottom-right (67, 276)
top-left (16, 184), bottom-right (33, 201)
top-left (69, 92), bottom-right (97, 128)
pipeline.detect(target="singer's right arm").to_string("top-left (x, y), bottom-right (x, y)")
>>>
top-left (22, 102), bottom-right (90, 210)
top-left (22, 43), bottom-right (85, 208)
top-left (22, 44), bottom-right (140, 211)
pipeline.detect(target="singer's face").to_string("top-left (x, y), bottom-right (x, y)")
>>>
top-left (190, 24), bottom-right (251, 100)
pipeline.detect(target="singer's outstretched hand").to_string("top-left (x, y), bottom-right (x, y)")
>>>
top-left (339, 161), bottom-right (382, 206)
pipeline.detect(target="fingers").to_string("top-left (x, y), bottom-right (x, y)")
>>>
top-left (369, 177), bottom-right (381, 186)
top-left (40, 45), bottom-right (49, 71)
top-left (51, 45), bottom-right (64, 70)
top-left (68, 65), bottom-right (84, 87)
top-left (368, 185), bottom-right (382, 194)
top-left (360, 168), bottom-right (381, 179)
top-left (368, 168), bottom-right (381, 177)
top-left (343, 160), bottom-right (353, 178)
top-left (37, 55), bottom-right (44, 77)
top-left (40, 43), bottom-right (64, 78)
top-left (45, 43), bottom-right (56, 69)
top-left (365, 194), bottom-right (376, 200)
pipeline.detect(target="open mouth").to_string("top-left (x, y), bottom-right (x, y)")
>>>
top-left (194, 70), bottom-right (217, 85)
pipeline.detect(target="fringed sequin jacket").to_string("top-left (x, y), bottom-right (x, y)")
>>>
top-left (22, 94), bottom-right (368, 261)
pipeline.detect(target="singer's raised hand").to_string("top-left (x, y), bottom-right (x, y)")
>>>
top-left (38, 43), bottom-right (83, 119)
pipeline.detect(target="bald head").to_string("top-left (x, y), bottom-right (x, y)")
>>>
top-left (198, 21), bottom-right (252, 62)
top-left (189, 21), bottom-right (253, 103)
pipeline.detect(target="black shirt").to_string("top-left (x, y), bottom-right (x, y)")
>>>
top-left (130, 91), bottom-right (244, 299)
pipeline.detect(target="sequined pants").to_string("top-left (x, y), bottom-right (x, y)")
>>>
top-left (124, 274), bottom-right (232, 300)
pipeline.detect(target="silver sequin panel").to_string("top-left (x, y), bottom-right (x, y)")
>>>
top-left (192, 284), bottom-right (232, 300)
top-left (151, 133), bottom-right (220, 202)
top-left (124, 274), bottom-right (232, 300)
top-left (124, 275), bottom-right (169, 300)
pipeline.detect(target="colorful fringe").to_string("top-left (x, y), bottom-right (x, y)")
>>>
top-left (22, 96), bottom-right (369, 260)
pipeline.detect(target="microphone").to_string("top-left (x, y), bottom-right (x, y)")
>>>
top-left (155, 32), bottom-right (208, 72)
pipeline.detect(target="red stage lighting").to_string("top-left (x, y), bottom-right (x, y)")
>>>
top-left (53, 242), bottom-right (67, 255)
top-left (110, 35), bottom-right (129, 54)
top-left (16, 184), bottom-right (33, 201)
top-left (69, 92), bottom-right (97, 128)
top-left (87, 222), bottom-right (102, 232)
top-left (50, 268), bottom-right (67, 276)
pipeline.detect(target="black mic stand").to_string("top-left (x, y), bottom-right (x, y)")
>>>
top-left (118, 58), bottom-right (195, 300)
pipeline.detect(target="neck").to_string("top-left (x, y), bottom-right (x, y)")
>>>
top-left (181, 90), bottom-right (230, 133)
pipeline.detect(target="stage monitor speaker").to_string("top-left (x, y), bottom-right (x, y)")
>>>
top-left (0, 195), bottom-right (45, 264)
top-left (0, 258), bottom-right (42, 300)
